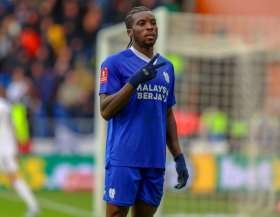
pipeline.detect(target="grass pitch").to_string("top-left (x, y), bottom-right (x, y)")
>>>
top-left (0, 191), bottom-right (92, 217)
top-left (0, 191), bottom-right (278, 217)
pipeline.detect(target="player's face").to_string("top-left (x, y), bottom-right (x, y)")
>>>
top-left (129, 11), bottom-right (158, 48)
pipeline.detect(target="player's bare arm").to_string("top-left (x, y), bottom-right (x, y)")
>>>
top-left (166, 106), bottom-right (189, 189)
top-left (100, 83), bottom-right (136, 121)
top-left (166, 107), bottom-right (182, 156)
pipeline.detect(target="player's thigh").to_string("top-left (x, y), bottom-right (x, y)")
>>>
top-left (106, 202), bottom-right (130, 217)
top-left (131, 198), bottom-right (157, 217)
top-left (136, 168), bottom-right (165, 208)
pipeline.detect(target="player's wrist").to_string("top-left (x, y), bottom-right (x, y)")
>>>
top-left (128, 73), bottom-right (142, 88)
top-left (173, 153), bottom-right (186, 165)
top-left (128, 66), bottom-right (150, 88)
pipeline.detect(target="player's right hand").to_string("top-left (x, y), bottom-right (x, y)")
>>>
top-left (128, 53), bottom-right (166, 88)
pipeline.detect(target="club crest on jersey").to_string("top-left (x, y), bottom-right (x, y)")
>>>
top-left (163, 72), bottom-right (169, 83)
top-left (100, 68), bottom-right (108, 84)
top-left (109, 188), bottom-right (115, 199)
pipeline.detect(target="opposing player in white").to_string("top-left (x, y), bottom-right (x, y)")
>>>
top-left (0, 86), bottom-right (40, 217)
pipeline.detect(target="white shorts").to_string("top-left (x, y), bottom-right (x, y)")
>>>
top-left (0, 155), bottom-right (18, 173)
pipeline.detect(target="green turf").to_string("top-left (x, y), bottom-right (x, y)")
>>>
top-left (0, 191), bottom-right (92, 217)
top-left (162, 191), bottom-right (279, 217)
top-left (163, 191), bottom-right (239, 214)
top-left (0, 191), bottom-right (279, 217)
top-left (35, 191), bottom-right (92, 210)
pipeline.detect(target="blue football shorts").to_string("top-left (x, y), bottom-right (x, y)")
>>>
top-left (103, 165), bottom-right (165, 207)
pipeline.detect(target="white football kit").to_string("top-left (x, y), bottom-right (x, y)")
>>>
top-left (0, 97), bottom-right (18, 172)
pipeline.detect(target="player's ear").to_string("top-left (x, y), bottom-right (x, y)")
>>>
top-left (127, 29), bottom-right (133, 37)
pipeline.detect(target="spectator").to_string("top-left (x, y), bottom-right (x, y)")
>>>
top-left (56, 71), bottom-right (84, 114)
top-left (47, 24), bottom-right (66, 54)
top-left (6, 67), bottom-right (28, 103)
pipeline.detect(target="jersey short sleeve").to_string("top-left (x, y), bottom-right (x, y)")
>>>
top-left (167, 63), bottom-right (176, 107)
top-left (99, 56), bottom-right (122, 95)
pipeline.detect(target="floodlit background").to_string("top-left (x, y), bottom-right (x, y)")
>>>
top-left (0, 0), bottom-right (280, 217)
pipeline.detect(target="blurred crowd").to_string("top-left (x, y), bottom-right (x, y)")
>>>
top-left (0, 0), bottom-right (183, 137)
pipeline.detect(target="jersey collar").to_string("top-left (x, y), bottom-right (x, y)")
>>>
top-left (130, 46), bottom-right (157, 64)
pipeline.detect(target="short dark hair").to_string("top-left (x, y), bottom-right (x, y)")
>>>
top-left (125, 6), bottom-right (151, 49)
top-left (125, 6), bottom-right (151, 29)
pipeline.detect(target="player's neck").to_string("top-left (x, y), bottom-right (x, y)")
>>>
top-left (132, 44), bottom-right (154, 59)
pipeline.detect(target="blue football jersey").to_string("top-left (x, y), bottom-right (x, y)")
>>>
top-left (99, 48), bottom-right (176, 169)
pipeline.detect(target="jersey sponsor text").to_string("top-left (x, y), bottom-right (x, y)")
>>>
top-left (137, 84), bottom-right (168, 102)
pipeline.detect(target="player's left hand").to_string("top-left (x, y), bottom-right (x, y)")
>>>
top-left (173, 153), bottom-right (189, 189)
top-left (128, 53), bottom-right (166, 88)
